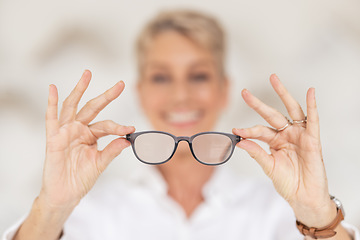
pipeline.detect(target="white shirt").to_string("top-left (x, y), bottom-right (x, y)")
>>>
top-left (3, 165), bottom-right (360, 240)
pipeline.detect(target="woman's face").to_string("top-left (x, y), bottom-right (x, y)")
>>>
top-left (138, 31), bottom-right (228, 137)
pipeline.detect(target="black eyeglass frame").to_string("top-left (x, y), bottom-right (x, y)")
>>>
top-left (126, 131), bottom-right (242, 166)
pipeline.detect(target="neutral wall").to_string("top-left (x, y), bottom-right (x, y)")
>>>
top-left (1, 0), bottom-right (360, 234)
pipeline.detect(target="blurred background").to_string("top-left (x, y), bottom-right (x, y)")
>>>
top-left (1, 0), bottom-right (360, 234)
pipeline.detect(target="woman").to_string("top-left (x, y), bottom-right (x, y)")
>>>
top-left (3, 10), bottom-right (359, 240)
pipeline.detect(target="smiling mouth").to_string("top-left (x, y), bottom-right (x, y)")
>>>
top-left (165, 110), bottom-right (202, 127)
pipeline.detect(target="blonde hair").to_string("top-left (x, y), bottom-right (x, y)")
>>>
top-left (136, 9), bottom-right (226, 76)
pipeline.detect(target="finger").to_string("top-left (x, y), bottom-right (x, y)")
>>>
top-left (306, 88), bottom-right (320, 138)
top-left (237, 139), bottom-right (274, 177)
top-left (99, 138), bottom-right (130, 169)
top-left (59, 70), bottom-right (91, 125)
top-left (242, 89), bottom-right (289, 130)
top-left (89, 120), bottom-right (135, 139)
top-left (46, 84), bottom-right (59, 138)
top-left (232, 125), bottom-right (277, 144)
top-left (76, 81), bottom-right (125, 125)
top-left (269, 74), bottom-right (306, 121)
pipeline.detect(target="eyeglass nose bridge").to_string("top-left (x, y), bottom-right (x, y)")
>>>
top-left (173, 136), bottom-right (195, 160)
top-left (176, 136), bottom-right (191, 143)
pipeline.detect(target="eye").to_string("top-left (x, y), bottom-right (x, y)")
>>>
top-left (189, 73), bottom-right (210, 82)
top-left (150, 74), bottom-right (170, 83)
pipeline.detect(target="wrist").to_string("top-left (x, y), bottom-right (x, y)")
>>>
top-left (13, 197), bottom-right (74, 240)
top-left (37, 189), bottom-right (80, 211)
top-left (292, 199), bottom-right (337, 228)
top-left (34, 195), bottom-right (76, 222)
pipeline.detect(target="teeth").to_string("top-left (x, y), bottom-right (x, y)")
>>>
top-left (167, 111), bottom-right (200, 124)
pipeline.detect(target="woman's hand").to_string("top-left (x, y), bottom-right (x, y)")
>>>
top-left (40, 70), bottom-right (135, 209)
top-left (14, 70), bottom-right (135, 240)
top-left (232, 74), bottom-right (336, 228)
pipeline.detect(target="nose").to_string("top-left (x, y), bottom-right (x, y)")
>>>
top-left (171, 80), bottom-right (191, 104)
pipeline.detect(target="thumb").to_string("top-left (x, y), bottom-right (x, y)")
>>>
top-left (237, 139), bottom-right (274, 177)
top-left (99, 138), bottom-right (130, 169)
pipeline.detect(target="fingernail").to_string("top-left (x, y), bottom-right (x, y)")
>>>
top-left (49, 84), bottom-right (56, 92)
top-left (127, 126), bottom-right (135, 131)
top-left (237, 141), bottom-right (246, 148)
top-left (272, 73), bottom-right (278, 79)
top-left (308, 87), bottom-right (315, 99)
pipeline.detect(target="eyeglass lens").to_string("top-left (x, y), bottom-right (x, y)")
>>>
top-left (134, 133), bottom-right (175, 164)
top-left (132, 132), bottom-right (234, 165)
top-left (192, 134), bottom-right (232, 164)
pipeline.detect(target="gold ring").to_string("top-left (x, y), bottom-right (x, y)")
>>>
top-left (277, 117), bottom-right (292, 132)
top-left (293, 116), bottom-right (307, 124)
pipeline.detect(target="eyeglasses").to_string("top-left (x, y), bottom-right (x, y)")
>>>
top-left (126, 131), bottom-right (242, 166)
